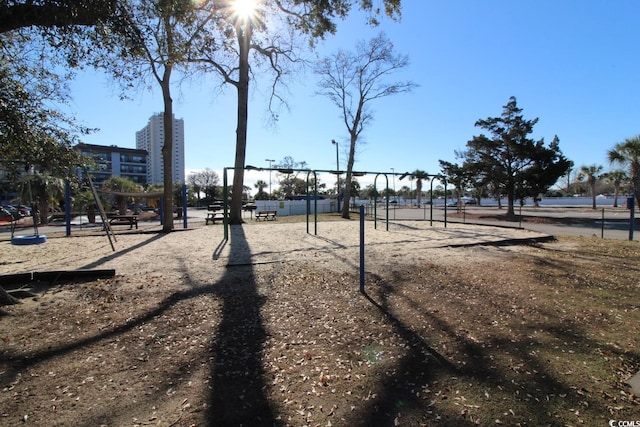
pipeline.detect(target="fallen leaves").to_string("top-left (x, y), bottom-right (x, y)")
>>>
top-left (1, 236), bottom-right (639, 425)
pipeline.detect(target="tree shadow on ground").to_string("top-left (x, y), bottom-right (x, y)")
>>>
top-left (353, 266), bottom-right (633, 426)
top-left (0, 226), bottom-right (277, 425)
top-left (206, 224), bottom-right (277, 426)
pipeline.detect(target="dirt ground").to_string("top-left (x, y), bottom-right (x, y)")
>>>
top-left (0, 218), bottom-right (639, 426)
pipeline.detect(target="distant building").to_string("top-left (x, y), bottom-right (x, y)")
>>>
top-left (136, 113), bottom-right (185, 185)
top-left (77, 143), bottom-right (148, 187)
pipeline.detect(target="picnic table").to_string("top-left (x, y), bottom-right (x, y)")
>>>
top-left (106, 215), bottom-right (138, 229)
top-left (205, 212), bottom-right (227, 225)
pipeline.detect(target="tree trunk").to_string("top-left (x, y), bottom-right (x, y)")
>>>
top-left (230, 22), bottom-right (252, 225)
top-left (341, 134), bottom-right (357, 219)
top-left (634, 176), bottom-right (640, 210)
top-left (38, 199), bottom-right (49, 225)
top-left (161, 66), bottom-right (175, 232)
top-left (0, 285), bottom-right (19, 305)
top-left (506, 193), bottom-right (516, 218)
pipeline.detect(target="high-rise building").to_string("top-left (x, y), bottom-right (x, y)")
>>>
top-left (136, 113), bottom-right (185, 185)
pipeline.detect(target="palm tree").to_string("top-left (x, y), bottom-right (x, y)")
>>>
top-left (577, 164), bottom-right (604, 209)
top-left (22, 173), bottom-right (66, 224)
top-left (102, 176), bottom-right (143, 215)
top-left (608, 135), bottom-right (640, 209)
top-left (439, 160), bottom-right (469, 212)
top-left (411, 170), bottom-right (429, 207)
top-left (254, 180), bottom-right (268, 200)
top-left (603, 170), bottom-right (628, 207)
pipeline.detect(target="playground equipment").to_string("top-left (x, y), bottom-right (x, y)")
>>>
top-left (220, 166), bottom-right (449, 240)
top-left (10, 204), bottom-right (47, 246)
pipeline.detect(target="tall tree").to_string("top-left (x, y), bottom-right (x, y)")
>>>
top-left (1, 0), bottom-right (137, 180)
top-left (462, 96), bottom-right (571, 217)
top-left (603, 169), bottom-right (628, 207)
top-left (254, 179), bottom-right (268, 200)
top-left (0, 34), bottom-right (89, 179)
top-left (0, 0), bottom-right (123, 305)
top-left (186, 172), bottom-right (202, 205)
top-left (276, 156), bottom-right (307, 198)
top-left (20, 173), bottom-right (66, 224)
top-left (0, 0), bottom-right (118, 33)
top-left (110, 0), bottom-right (223, 232)
top-left (518, 135), bottom-right (573, 207)
top-left (191, 1), bottom-right (402, 224)
top-left (315, 32), bottom-right (415, 219)
top-left (187, 168), bottom-right (220, 203)
top-left (577, 164), bottom-right (604, 209)
top-left (439, 160), bottom-right (469, 211)
top-left (608, 135), bottom-right (640, 209)
top-left (411, 169), bottom-right (429, 207)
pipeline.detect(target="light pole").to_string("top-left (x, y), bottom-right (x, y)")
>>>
top-left (332, 140), bottom-right (340, 211)
top-left (391, 167), bottom-right (396, 202)
top-left (265, 158), bottom-right (275, 199)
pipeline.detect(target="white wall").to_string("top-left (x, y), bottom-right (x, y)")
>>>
top-left (254, 199), bottom-right (336, 217)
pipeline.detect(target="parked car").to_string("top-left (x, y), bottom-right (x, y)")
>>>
top-left (0, 207), bottom-right (14, 222)
top-left (446, 198), bottom-right (477, 207)
top-left (15, 205), bottom-right (31, 216)
top-left (1, 205), bottom-right (21, 220)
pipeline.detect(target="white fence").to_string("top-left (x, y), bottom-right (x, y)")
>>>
top-left (254, 199), bottom-right (337, 217)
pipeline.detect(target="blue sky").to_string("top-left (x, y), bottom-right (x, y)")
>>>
top-left (68, 1), bottom-right (640, 192)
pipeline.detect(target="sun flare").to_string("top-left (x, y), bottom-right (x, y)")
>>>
top-left (233, 0), bottom-right (258, 18)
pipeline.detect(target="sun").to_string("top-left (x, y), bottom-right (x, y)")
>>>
top-left (233, 0), bottom-right (258, 19)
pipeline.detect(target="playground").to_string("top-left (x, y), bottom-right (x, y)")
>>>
top-left (0, 218), bottom-right (639, 425)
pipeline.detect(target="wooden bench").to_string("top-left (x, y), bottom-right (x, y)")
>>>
top-left (206, 212), bottom-right (227, 225)
top-left (255, 210), bottom-right (277, 221)
top-left (107, 215), bottom-right (138, 229)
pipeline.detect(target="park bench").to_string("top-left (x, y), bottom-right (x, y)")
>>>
top-left (205, 212), bottom-right (227, 225)
top-left (255, 210), bottom-right (277, 221)
top-left (106, 215), bottom-right (138, 229)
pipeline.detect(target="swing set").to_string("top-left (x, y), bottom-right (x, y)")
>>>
top-left (220, 166), bottom-right (448, 240)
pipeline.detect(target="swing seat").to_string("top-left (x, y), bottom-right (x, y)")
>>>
top-left (11, 235), bottom-right (47, 245)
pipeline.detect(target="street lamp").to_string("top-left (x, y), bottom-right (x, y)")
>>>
top-left (265, 159), bottom-right (275, 199)
top-left (332, 140), bottom-right (340, 211)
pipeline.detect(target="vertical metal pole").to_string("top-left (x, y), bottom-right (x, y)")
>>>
top-left (601, 208), bottom-right (604, 239)
top-left (384, 175), bottom-right (389, 231)
top-left (373, 173), bottom-right (389, 231)
top-left (65, 181), bottom-right (71, 237)
top-left (630, 197), bottom-right (635, 241)
top-left (443, 179), bottom-right (448, 228)
top-left (429, 180), bottom-right (434, 226)
top-left (519, 205), bottom-right (522, 228)
top-left (305, 170), bottom-right (318, 235)
top-left (360, 205), bottom-right (365, 294)
top-left (223, 168), bottom-right (229, 241)
top-left (182, 184), bottom-right (188, 229)
top-left (373, 193), bottom-right (377, 230)
top-left (333, 140), bottom-right (340, 212)
top-left (314, 172), bottom-right (318, 235)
